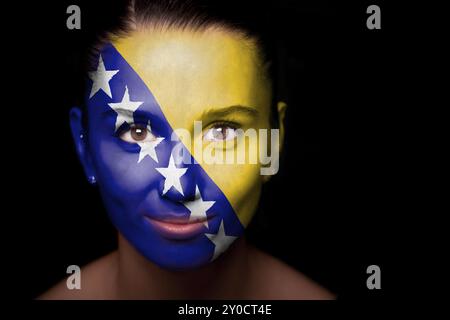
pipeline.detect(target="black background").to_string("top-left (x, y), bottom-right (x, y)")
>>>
top-left (18, 0), bottom-right (396, 300)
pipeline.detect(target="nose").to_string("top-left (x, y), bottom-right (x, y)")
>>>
top-left (159, 173), bottom-right (196, 202)
top-left (158, 143), bottom-right (197, 202)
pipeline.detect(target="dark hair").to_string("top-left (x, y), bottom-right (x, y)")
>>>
top-left (74, 0), bottom-right (285, 129)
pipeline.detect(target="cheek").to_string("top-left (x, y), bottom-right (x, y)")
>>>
top-left (94, 139), bottom-right (161, 196)
top-left (204, 163), bottom-right (262, 227)
top-left (199, 127), bottom-right (270, 227)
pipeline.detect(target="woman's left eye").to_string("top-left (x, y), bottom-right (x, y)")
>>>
top-left (120, 124), bottom-right (157, 143)
top-left (204, 125), bottom-right (238, 142)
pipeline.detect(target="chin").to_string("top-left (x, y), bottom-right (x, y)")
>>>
top-left (130, 233), bottom-right (217, 270)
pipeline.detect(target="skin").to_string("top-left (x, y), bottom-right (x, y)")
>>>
top-left (39, 26), bottom-right (334, 299)
top-left (39, 236), bottom-right (334, 299)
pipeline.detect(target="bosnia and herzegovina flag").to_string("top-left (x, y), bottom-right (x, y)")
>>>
top-left (85, 40), bottom-right (254, 269)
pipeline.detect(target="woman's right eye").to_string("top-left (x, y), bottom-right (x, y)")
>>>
top-left (120, 124), bottom-right (157, 143)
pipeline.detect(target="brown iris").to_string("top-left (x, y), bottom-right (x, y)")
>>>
top-left (212, 127), bottom-right (228, 140)
top-left (130, 125), bottom-right (148, 141)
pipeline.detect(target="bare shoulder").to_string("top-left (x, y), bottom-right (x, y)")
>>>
top-left (247, 246), bottom-right (336, 300)
top-left (37, 251), bottom-right (119, 300)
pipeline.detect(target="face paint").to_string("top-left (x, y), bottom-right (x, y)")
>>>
top-left (80, 29), bottom-right (272, 270)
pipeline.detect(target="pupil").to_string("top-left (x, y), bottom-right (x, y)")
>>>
top-left (214, 128), bottom-right (226, 139)
top-left (131, 127), bottom-right (147, 140)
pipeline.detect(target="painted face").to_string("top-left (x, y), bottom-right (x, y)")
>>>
top-left (75, 28), bottom-right (274, 270)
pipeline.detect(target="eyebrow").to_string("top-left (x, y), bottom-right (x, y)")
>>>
top-left (102, 105), bottom-right (258, 124)
top-left (103, 107), bottom-right (133, 117)
top-left (103, 107), bottom-right (156, 121)
top-left (200, 105), bottom-right (259, 119)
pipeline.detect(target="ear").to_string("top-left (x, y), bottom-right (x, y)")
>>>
top-left (262, 101), bottom-right (288, 183)
top-left (69, 107), bottom-right (97, 184)
top-left (277, 101), bottom-right (288, 155)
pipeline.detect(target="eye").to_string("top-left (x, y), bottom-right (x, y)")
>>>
top-left (204, 124), bottom-right (238, 142)
top-left (120, 124), bottom-right (157, 143)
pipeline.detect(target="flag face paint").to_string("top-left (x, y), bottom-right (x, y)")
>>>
top-left (83, 29), bottom-right (272, 269)
top-left (112, 29), bottom-right (273, 227)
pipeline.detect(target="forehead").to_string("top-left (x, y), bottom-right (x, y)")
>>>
top-left (111, 28), bottom-right (271, 127)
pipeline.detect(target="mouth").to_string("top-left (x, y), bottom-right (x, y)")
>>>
top-left (144, 216), bottom-right (213, 240)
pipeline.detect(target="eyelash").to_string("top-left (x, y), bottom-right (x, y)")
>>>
top-left (116, 122), bottom-right (146, 135)
top-left (206, 120), bottom-right (240, 130)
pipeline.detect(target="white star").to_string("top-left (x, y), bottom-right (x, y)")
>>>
top-left (88, 55), bottom-right (119, 98)
top-left (205, 220), bottom-right (238, 261)
top-left (137, 121), bottom-right (164, 163)
top-left (183, 185), bottom-right (215, 227)
top-left (155, 154), bottom-right (187, 195)
top-left (108, 86), bottom-right (144, 131)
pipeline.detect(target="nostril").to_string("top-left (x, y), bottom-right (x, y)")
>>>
top-left (183, 193), bottom-right (197, 202)
top-left (160, 188), bottom-right (185, 202)
top-left (158, 176), bottom-right (197, 203)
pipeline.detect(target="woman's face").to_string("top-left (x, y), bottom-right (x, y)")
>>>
top-left (71, 27), bottom-right (281, 269)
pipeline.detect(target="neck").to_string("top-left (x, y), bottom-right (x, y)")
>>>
top-left (116, 234), bottom-right (251, 299)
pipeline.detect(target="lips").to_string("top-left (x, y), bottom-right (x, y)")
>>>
top-left (144, 216), bottom-right (212, 240)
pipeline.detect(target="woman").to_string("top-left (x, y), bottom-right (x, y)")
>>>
top-left (40, 0), bottom-right (334, 299)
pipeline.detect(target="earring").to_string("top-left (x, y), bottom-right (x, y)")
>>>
top-left (80, 133), bottom-right (84, 139)
top-left (88, 176), bottom-right (96, 184)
